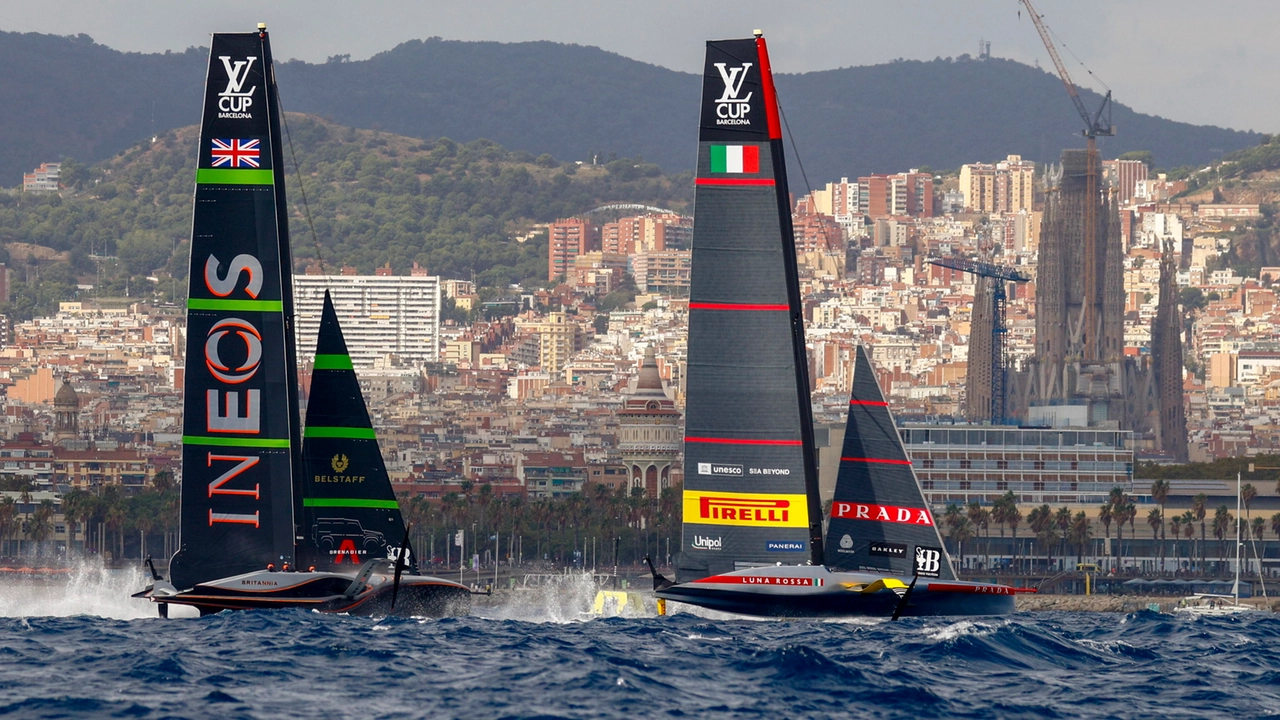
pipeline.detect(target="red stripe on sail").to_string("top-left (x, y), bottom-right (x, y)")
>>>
top-left (695, 177), bottom-right (775, 186)
top-left (686, 436), bottom-right (802, 446)
top-left (755, 36), bottom-right (782, 140)
top-left (849, 399), bottom-right (889, 406)
top-left (840, 457), bottom-right (912, 465)
top-left (689, 302), bottom-right (788, 311)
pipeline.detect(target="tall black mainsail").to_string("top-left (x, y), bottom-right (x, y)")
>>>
top-left (824, 347), bottom-right (956, 581)
top-left (297, 291), bottom-right (411, 573)
top-left (678, 35), bottom-right (824, 581)
top-left (170, 29), bottom-right (303, 590)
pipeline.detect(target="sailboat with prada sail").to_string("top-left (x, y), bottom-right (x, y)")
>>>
top-left (135, 25), bottom-right (470, 617)
top-left (647, 32), bottom-right (1025, 617)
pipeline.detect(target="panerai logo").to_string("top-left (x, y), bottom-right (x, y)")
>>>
top-left (713, 62), bottom-right (752, 125)
top-left (692, 535), bottom-right (723, 551)
top-left (218, 56), bottom-right (257, 118)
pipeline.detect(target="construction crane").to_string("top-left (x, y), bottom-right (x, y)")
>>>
top-left (1020, 0), bottom-right (1113, 363)
top-left (928, 257), bottom-right (1031, 424)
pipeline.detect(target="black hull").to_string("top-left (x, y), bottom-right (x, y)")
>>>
top-left (658, 584), bottom-right (1014, 618)
top-left (143, 571), bottom-right (472, 618)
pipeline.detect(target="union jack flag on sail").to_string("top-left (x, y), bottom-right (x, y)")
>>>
top-left (210, 138), bottom-right (261, 168)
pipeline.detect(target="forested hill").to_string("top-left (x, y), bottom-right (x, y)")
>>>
top-left (0, 115), bottom-right (691, 319)
top-left (0, 31), bottom-right (1264, 185)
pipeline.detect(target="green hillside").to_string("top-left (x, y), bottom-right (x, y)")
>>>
top-left (0, 115), bottom-right (692, 319)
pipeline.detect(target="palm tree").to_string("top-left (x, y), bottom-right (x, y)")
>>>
top-left (1181, 511), bottom-right (1197, 572)
top-left (24, 500), bottom-right (55, 557)
top-left (1069, 511), bottom-right (1092, 564)
top-left (1151, 479), bottom-right (1170, 567)
top-left (1272, 512), bottom-right (1280, 543)
top-left (1147, 507), bottom-right (1163, 554)
top-left (1170, 515), bottom-right (1183, 570)
top-left (1212, 505), bottom-right (1232, 572)
top-left (1027, 504), bottom-right (1051, 572)
top-left (0, 496), bottom-right (16, 557)
top-left (1098, 503), bottom-right (1114, 568)
top-left (1054, 507), bottom-right (1072, 570)
top-left (1007, 502), bottom-right (1023, 571)
top-left (948, 516), bottom-right (975, 567)
top-left (967, 501), bottom-right (991, 569)
top-left (1118, 502), bottom-right (1138, 569)
top-left (1192, 493), bottom-right (1209, 570)
top-left (1253, 517), bottom-right (1266, 541)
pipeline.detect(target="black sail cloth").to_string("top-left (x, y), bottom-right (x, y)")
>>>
top-left (678, 37), bottom-right (824, 581)
top-left (824, 347), bottom-right (956, 581)
top-left (296, 291), bottom-right (412, 573)
top-left (171, 30), bottom-right (303, 590)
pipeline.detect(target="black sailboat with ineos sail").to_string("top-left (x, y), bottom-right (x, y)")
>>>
top-left (650, 32), bottom-right (1022, 617)
top-left (135, 25), bottom-right (468, 617)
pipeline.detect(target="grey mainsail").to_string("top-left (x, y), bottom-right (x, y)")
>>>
top-left (678, 36), bottom-right (824, 581)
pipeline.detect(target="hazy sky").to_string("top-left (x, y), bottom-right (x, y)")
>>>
top-left (3, 1), bottom-right (1276, 132)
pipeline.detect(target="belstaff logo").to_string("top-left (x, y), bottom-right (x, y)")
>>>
top-left (217, 56), bottom-right (257, 118)
top-left (204, 318), bottom-right (263, 384)
top-left (713, 62), bottom-right (753, 125)
top-left (331, 454), bottom-right (350, 473)
top-left (914, 546), bottom-right (943, 578)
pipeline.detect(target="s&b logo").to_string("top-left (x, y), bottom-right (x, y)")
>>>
top-left (914, 546), bottom-right (942, 578)
top-left (713, 62), bottom-right (753, 125)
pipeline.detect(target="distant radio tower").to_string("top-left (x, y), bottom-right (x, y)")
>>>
top-left (978, 38), bottom-right (991, 60)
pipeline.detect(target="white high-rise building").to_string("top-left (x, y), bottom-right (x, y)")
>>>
top-left (293, 274), bottom-right (441, 368)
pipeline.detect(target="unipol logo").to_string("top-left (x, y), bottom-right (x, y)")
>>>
top-left (691, 535), bottom-right (722, 551)
top-left (914, 546), bottom-right (942, 578)
top-left (217, 55), bottom-right (257, 118)
top-left (713, 62), bottom-right (753, 125)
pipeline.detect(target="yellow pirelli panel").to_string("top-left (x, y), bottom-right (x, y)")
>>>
top-left (682, 490), bottom-right (809, 528)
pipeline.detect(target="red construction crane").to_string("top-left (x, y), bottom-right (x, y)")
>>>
top-left (1020, 0), bottom-right (1113, 362)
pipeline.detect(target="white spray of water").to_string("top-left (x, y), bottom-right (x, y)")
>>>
top-left (0, 561), bottom-right (195, 620)
top-left (478, 572), bottom-right (629, 623)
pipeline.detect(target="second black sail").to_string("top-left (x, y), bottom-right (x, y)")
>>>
top-left (297, 291), bottom-right (412, 573)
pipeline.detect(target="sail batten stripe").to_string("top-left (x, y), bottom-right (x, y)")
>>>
top-left (849, 399), bottom-right (889, 406)
top-left (188, 298), bottom-right (284, 312)
top-left (304, 426), bottom-right (376, 439)
top-left (695, 177), bottom-right (775, 186)
top-left (687, 436), bottom-right (802, 446)
top-left (183, 436), bottom-right (290, 448)
top-left (312, 354), bottom-right (353, 370)
top-left (196, 168), bottom-right (275, 185)
top-left (302, 498), bottom-right (399, 509)
top-left (689, 302), bottom-right (788, 312)
top-left (840, 456), bottom-right (912, 465)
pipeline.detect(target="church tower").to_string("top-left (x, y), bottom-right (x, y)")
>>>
top-left (54, 376), bottom-right (80, 441)
top-left (618, 347), bottom-right (682, 498)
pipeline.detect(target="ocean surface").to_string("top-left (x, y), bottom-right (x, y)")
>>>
top-left (1, 566), bottom-right (1278, 719)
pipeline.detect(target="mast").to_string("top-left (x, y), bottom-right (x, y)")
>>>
top-left (1235, 471), bottom-right (1241, 603)
top-left (677, 32), bottom-right (821, 581)
top-left (169, 25), bottom-right (300, 589)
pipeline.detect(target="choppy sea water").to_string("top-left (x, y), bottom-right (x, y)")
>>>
top-left (2, 567), bottom-right (1279, 719)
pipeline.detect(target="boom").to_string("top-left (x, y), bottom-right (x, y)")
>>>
top-left (1019, 0), bottom-right (1114, 139)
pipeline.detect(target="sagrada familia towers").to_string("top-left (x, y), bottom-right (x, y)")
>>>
top-left (973, 148), bottom-right (1187, 460)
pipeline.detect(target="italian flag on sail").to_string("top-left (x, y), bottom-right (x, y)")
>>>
top-left (710, 144), bottom-right (760, 174)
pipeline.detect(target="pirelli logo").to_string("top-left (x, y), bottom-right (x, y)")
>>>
top-left (683, 491), bottom-right (808, 528)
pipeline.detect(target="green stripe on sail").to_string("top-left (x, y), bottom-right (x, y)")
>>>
top-left (196, 168), bottom-right (275, 185)
top-left (187, 298), bottom-right (284, 312)
top-left (302, 498), bottom-right (400, 509)
top-left (183, 435), bottom-right (290, 448)
top-left (313, 354), bottom-right (354, 370)
top-left (304, 426), bottom-right (376, 439)
top-left (709, 144), bottom-right (727, 173)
